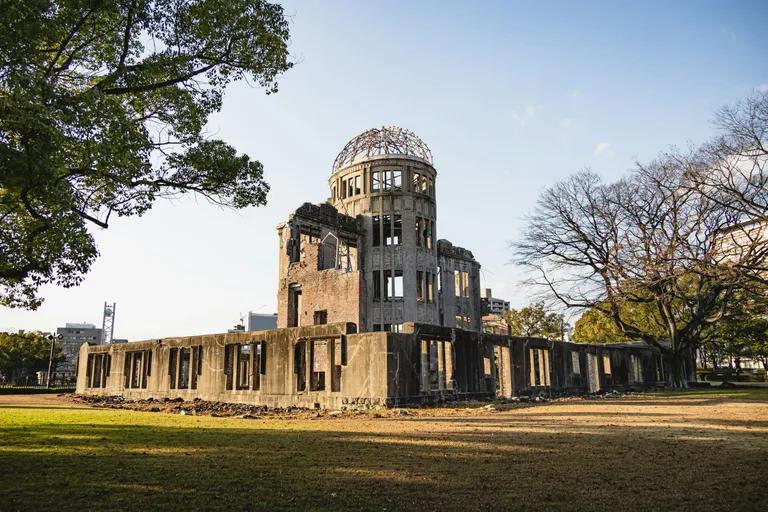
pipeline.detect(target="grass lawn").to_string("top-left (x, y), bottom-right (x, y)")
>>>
top-left (0, 389), bottom-right (766, 511)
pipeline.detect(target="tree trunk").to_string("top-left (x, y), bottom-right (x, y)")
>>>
top-left (663, 350), bottom-right (689, 389)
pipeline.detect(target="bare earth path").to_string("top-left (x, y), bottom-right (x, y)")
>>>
top-left (0, 389), bottom-right (765, 511)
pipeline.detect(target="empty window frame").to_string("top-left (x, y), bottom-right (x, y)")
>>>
top-left (191, 345), bottom-right (203, 389)
top-left (373, 324), bottom-right (402, 333)
top-left (237, 344), bottom-right (250, 390)
top-left (528, 348), bottom-right (551, 387)
top-left (87, 353), bottom-right (110, 388)
top-left (373, 170), bottom-right (401, 191)
top-left (382, 170), bottom-right (402, 190)
top-left (384, 214), bottom-right (402, 245)
top-left (602, 354), bottom-right (612, 375)
top-left (288, 285), bottom-right (302, 328)
top-left (373, 270), bottom-right (382, 301)
top-left (224, 342), bottom-right (265, 392)
top-left (454, 270), bottom-right (469, 297)
top-left (310, 339), bottom-right (328, 391)
top-left (314, 310), bottom-right (328, 325)
top-left (414, 218), bottom-right (433, 249)
top-left (332, 338), bottom-right (343, 392)
top-left (372, 215), bottom-right (381, 246)
top-left (169, 346), bottom-right (202, 390)
top-left (629, 354), bottom-right (643, 384)
top-left (388, 269), bottom-right (403, 299)
top-left (412, 172), bottom-right (422, 193)
top-left (124, 350), bottom-right (150, 389)
top-left (346, 175), bottom-right (361, 197)
top-left (373, 269), bottom-right (403, 300)
top-left (253, 342), bottom-right (265, 391)
top-left (455, 315), bottom-right (471, 330)
top-left (415, 217), bottom-right (423, 247)
top-left (571, 351), bottom-right (581, 375)
top-left (427, 272), bottom-right (435, 303)
top-left (178, 348), bottom-right (191, 389)
top-left (420, 339), bottom-right (453, 391)
top-left (295, 341), bottom-right (307, 392)
top-left (416, 271), bottom-right (424, 302)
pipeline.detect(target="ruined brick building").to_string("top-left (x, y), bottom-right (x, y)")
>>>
top-left (277, 127), bottom-right (481, 333)
top-left (78, 127), bottom-right (678, 409)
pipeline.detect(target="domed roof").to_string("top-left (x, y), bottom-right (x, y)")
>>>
top-left (333, 126), bottom-right (433, 171)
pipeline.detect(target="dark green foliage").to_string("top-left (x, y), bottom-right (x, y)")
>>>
top-left (701, 290), bottom-right (768, 369)
top-left (0, 0), bottom-right (292, 308)
top-left (0, 331), bottom-right (61, 382)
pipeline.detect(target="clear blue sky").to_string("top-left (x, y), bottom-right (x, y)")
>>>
top-left (2, 0), bottom-right (766, 339)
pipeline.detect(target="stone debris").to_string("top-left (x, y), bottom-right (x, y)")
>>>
top-left (65, 391), bottom-right (635, 419)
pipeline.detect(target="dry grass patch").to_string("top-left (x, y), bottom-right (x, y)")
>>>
top-left (0, 388), bottom-right (766, 511)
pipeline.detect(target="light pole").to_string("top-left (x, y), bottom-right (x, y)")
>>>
top-left (46, 333), bottom-right (62, 388)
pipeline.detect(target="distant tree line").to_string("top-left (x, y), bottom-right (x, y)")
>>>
top-left (0, 331), bottom-right (62, 384)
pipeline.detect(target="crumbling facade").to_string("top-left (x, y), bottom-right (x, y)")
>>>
top-left (77, 127), bottom-right (679, 408)
top-left (77, 321), bottom-right (667, 408)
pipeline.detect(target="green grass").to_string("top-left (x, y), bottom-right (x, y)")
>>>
top-left (1, 389), bottom-right (767, 511)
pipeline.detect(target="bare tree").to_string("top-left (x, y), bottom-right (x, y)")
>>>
top-left (515, 95), bottom-right (767, 387)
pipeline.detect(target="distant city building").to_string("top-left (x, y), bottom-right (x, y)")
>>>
top-left (110, 339), bottom-right (129, 344)
top-left (481, 288), bottom-right (510, 316)
top-left (56, 323), bottom-right (102, 378)
top-left (482, 314), bottom-right (510, 335)
top-left (247, 312), bottom-right (278, 331)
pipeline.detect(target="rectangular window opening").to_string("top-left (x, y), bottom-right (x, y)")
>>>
top-left (313, 310), bottom-right (328, 325)
top-left (237, 344), bottom-right (250, 390)
top-left (416, 271), bottom-right (424, 302)
top-left (372, 215), bottom-right (381, 247)
top-left (295, 341), bottom-right (307, 392)
top-left (178, 348), bottom-right (190, 390)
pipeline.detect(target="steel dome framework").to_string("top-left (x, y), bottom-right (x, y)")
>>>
top-left (332, 126), bottom-right (433, 171)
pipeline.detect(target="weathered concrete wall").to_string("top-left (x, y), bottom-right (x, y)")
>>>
top-left (78, 323), bottom-right (387, 410)
top-left (77, 322), bottom-right (675, 410)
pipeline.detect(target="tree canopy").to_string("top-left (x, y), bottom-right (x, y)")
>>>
top-left (1, 0), bottom-right (293, 308)
top-left (504, 302), bottom-right (567, 340)
top-left (572, 299), bottom-right (668, 344)
top-left (515, 93), bottom-right (767, 387)
top-left (0, 331), bottom-right (61, 383)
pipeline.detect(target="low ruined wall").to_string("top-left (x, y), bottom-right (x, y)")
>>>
top-left (77, 322), bottom-right (671, 410)
top-left (77, 323), bottom-right (390, 410)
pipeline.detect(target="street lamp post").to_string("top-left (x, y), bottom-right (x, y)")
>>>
top-left (46, 333), bottom-right (62, 388)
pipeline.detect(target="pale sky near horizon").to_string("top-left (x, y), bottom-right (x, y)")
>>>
top-left (2, 0), bottom-right (767, 339)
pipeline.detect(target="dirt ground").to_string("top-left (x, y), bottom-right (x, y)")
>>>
top-left (0, 388), bottom-right (766, 511)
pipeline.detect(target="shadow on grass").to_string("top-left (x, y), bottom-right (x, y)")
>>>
top-left (0, 407), bottom-right (765, 512)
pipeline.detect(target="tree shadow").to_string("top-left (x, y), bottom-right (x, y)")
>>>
top-left (0, 408), bottom-right (765, 511)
